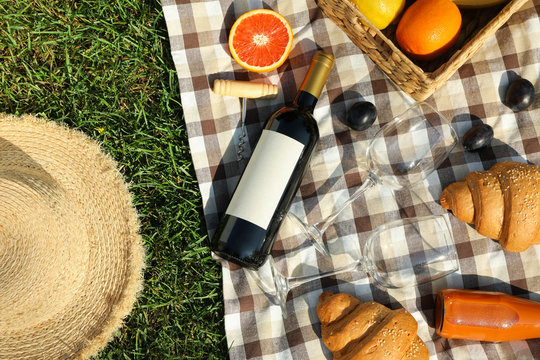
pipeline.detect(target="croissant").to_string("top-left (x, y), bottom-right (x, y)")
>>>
top-left (317, 292), bottom-right (429, 360)
top-left (440, 161), bottom-right (540, 252)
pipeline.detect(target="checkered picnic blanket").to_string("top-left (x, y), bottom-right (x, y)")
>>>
top-left (162, 0), bottom-right (540, 358)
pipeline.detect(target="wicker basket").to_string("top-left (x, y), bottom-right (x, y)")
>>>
top-left (317, 0), bottom-right (529, 101)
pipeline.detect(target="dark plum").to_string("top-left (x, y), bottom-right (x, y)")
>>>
top-left (505, 78), bottom-right (535, 112)
top-left (462, 123), bottom-right (494, 152)
top-left (343, 101), bottom-right (377, 131)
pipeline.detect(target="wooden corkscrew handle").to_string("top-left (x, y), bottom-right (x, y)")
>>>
top-left (212, 79), bottom-right (278, 99)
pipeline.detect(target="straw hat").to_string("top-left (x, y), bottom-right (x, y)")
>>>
top-left (0, 114), bottom-right (145, 359)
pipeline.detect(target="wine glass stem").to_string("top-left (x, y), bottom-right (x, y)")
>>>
top-left (286, 260), bottom-right (363, 290)
top-left (311, 176), bottom-right (376, 238)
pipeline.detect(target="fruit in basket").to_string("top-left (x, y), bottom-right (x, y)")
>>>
top-left (343, 101), bottom-right (377, 131)
top-left (396, 0), bottom-right (462, 61)
top-left (451, 0), bottom-right (510, 8)
top-left (228, 9), bottom-right (293, 73)
top-left (351, 0), bottom-right (406, 30)
top-left (505, 78), bottom-right (535, 112)
top-left (462, 123), bottom-right (493, 151)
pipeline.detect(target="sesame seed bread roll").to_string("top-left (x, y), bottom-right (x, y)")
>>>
top-left (440, 181), bottom-right (474, 224)
top-left (494, 162), bottom-right (540, 251)
top-left (440, 161), bottom-right (540, 252)
top-left (321, 301), bottom-right (390, 352)
top-left (465, 170), bottom-right (504, 240)
top-left (402, 335), bottom-right (430, 360)
top-left (317, 292), bottom-right (361, 325)
top-left (317, 292), bottom-right (429, 360)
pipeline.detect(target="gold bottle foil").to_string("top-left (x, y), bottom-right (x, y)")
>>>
top-left (299, 51), bottom-right (335, 99)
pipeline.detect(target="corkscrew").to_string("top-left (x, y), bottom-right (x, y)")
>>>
top-left (212, 79), bottom-right (278, 161)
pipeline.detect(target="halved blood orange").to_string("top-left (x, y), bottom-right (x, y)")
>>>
top-left (229, 9), bottom-right (293, 73)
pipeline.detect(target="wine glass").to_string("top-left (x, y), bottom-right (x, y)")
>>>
top-left (254, 213), bottom-right (459, 317)
top-left (288, 101), bottom-right (458, 255)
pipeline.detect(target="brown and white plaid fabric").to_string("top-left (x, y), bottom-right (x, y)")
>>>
top-left (163, 0), bottom-right (540, 358)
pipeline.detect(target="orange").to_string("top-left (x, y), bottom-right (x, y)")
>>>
top-left (228, 9), bottom-right (293, 73)
top-left (396, 0), bottom-right (462, 61)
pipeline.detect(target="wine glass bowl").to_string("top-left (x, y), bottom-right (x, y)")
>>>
top-left (363, 215), bottom-right (459, 288)
top-left (367, 102), bottom-right (459, 188)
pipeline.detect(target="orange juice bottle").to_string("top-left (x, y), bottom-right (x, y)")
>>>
top-left (436, 288), bottom-right (540, 342)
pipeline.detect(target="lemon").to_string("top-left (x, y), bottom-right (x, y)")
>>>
top-left (351, 0), bottom-right (406, 30)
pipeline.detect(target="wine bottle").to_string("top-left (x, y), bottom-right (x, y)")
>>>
top-left (212, 51), bottom-right (335, 270)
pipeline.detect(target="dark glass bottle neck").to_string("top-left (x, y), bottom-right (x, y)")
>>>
top-left (293, 90), bottom-right (318, 112)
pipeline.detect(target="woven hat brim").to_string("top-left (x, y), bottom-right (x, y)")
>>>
top-left (0, 114), bottom-right (145, 359)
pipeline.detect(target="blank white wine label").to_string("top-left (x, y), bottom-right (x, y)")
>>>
top-left (226, 129), bottom-right (304, 230)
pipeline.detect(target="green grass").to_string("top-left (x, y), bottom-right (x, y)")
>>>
top-left (0, 0), bottom-right (227, 358)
